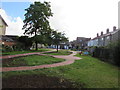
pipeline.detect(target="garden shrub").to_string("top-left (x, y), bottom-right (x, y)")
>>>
top-left (18, 36), bottom-right (33, 50)
top-left (2, 44), bottom-right (13, 52)
top-left (12, 43), bottom-right (24, 51)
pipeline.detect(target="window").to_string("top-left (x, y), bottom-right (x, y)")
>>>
top-left (101, 38), bottom-right (104, 40)
top-left (107, 36), bottom-right (109, 39)
top-left (82, 44), bottom-right (84, 46)
top-left (80, 40), bottom-right (82, 42)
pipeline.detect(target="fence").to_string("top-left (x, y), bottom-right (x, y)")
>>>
top-left (91, 41), bottom-right (120, 67)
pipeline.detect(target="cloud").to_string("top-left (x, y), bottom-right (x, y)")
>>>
top-left (0, 9), bottom-right (24, 36)
top-left (27, 0), bottom-right (119, 41)
top-left (1, 0), bottom-right (119, 41)
top-left (49, 0), bottom-right (119, 41)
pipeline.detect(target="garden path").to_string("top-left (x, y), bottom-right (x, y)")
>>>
top-left (0, 50), bottom-right (81, 72)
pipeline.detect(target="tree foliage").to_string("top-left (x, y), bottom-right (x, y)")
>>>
top-left (51, 30), bottom-right (68, 52)
top-left (18, 36), bottom-right (33, 50)
top-left (22, 1), bottom-right (53, 50)
top-left (22, 1), bottom-right (68, 51)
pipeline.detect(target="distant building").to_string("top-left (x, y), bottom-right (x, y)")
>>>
top-left (88, 26), bottom-right (120, 47)
top-left (70, 37), bottom-right (91, 50)
top-left (76, 37), bottom-right (91, 49)
top-left (0, 15), bottom-right (8, 35)
top-left (0, 15), bottom-right (19, 46)
top-left (1, 35), bottom-right (18, 46)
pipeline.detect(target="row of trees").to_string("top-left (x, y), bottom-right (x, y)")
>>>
top-left (22, 1), bottom-right (68, 51)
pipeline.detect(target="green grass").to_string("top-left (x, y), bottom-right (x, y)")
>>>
top-left (44, 50), bottom-right (72, 55)
top-left (3, 55), bottom-right (65, 67)
top-left (2, 53), bottom-right (119, 88)
top-left (2, 48), bottom-right (50, 55)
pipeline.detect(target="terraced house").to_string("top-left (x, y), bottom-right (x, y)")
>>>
top-left (88, 26), bottom-right (120, 47)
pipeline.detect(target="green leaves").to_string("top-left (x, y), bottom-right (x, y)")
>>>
top-left (51, 31), bottom-right (68, 45)
top-left (22, 1), bottom-right (53, 50)
top-left (22, 1), bottom-right (68, 51)
top-left (23, 1), bottom-right (53, 36)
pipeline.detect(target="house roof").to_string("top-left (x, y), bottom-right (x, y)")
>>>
top-left (92, 29), bottom-right (119, 40)
top-left (1, 36), bottom-right (14, 42)
top-left (0, 15), bottom-right (8, 26)
top-left (2, 35), bottom-right (18, 41)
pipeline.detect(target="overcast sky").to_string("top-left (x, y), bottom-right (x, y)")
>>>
top-left (0, 0), bottom-right (119, 41)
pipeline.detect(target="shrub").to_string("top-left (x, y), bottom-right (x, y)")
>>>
top-left (12, 43), bottom-right (24, 51)
top-left (2, 44), bottom-right (13, 52)
top-left (18, 36), bottom-right (33, 50)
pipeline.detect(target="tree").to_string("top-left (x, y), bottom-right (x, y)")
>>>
top-left (52, 30), bottom-right (68, 52)
top-left (18, 36), bottom-right (33, 50)
top-left (22, 1), bottom-right (53, 50)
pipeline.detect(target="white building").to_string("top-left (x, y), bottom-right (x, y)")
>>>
top-left (0, 15), bottom-right (8, 35)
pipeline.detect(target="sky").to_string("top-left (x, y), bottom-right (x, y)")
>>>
top-left (0, 0), bottom-right (119, 41)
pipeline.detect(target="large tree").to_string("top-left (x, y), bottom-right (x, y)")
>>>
top-left (22, 1), bottom-right (53, 50)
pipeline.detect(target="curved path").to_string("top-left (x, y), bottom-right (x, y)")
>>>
top-left (1, 51), bottom-right (81, 72)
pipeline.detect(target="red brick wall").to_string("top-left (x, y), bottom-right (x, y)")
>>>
top-left (0, 40), bottom-right (16, 46)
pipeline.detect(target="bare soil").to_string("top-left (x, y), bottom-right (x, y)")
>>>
top-left (2, 74), bottom-right (82, 88)
top-left (2, 57), bottom-right (28, 67)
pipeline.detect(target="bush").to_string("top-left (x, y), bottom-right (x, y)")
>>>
top-left (12, 43), bottom-right (24, 51)
top-left (2, 45), bottom-right (13, 52)
top-left (18, 36), bottom-right (33, 50)
top-left (2, 43), bottom-right (24, 52)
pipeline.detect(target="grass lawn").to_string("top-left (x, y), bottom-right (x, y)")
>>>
top-left (2, 53), bottom-right (119, 88)
top-left (2, 55), bottom-right (65, 67)
top-left (44, 49), bottom-right (72, 55)
top-left (2, 48), bottom-right (51, 55)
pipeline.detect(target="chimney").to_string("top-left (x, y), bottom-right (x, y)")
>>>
top-left (113, 26), bottom-right (116, 31)
top-left (101, 31), bottom-right (103, 36)
top-left (106, 28), bottom-right (109, 34)
top-left (97, 33), bottom-right (99, 37)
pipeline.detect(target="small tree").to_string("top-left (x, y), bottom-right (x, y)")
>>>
top-left (22, 1), bottom-right (53, 50)
top-left (52, 30), bottom-right (68, 52)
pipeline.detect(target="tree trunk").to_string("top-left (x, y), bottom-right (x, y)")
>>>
top-left (35, 30), bottom-right (38, 51)
top-left (56, 45), bottom-right (58, 52)
top-left (35, 41), bottom-right (38, 51)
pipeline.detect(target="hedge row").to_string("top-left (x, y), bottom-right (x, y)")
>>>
top-left (92, 41), bottom-right (120, 67)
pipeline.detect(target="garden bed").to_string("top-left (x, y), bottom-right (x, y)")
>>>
top-left (2, 74), bottom-right (82, 88)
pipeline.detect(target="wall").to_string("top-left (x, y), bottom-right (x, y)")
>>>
top-left (0, 18), bottom-right (6, 35)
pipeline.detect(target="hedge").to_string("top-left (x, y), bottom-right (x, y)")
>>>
top-left (92, 41), bottom-right (120, 67)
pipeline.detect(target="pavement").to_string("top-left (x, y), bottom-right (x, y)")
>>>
top-left (0, 50), bottom-right (81, 72)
